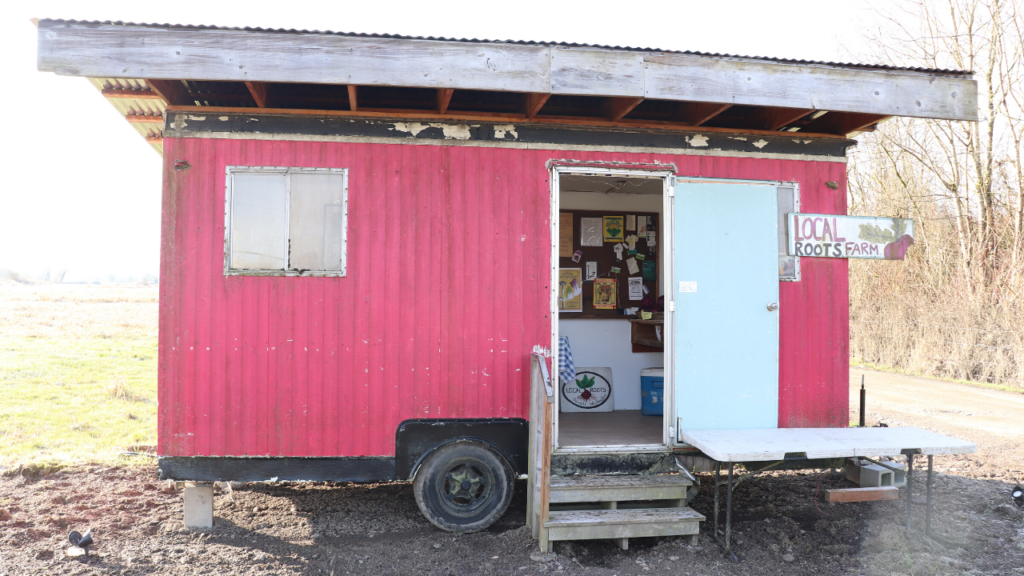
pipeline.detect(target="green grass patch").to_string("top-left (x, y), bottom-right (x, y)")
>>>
top-left (0, 337), bottom-right (158, 466)
top-left (851, 360), bottom-right (1024, 394)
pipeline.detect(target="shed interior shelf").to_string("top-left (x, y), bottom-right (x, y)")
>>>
top-left (630, 319), bottom-right (664, 353)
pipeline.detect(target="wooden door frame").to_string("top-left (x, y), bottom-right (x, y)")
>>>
top-left (548, 164), bottom-right (676, 454)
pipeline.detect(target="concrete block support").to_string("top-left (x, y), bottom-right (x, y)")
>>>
top-left (887, 461), bottom-right (908, 487)
top-left (183, 482), bottom-right (214, 529)
top-left (860, 464), bottom-right (894, 487)
top-left (844, 460), bottom-right (894, 488)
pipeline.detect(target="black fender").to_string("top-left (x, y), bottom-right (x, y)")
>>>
top-left (395, 419), bottom-right (528, 481)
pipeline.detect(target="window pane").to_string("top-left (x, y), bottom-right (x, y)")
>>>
top-left (230, 173), bottom-right (287, 269)
top-left (289, 173), bottom-right (346, 271)
top-left (777, 185), bottom-right (798, 280)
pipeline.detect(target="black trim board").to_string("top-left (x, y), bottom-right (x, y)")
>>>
top-left (159, 457), bottom-right (396, 483)
top-left (395, 418), bottom-right (529, 480)
top-left (158, 418), bottom-right (528, 482)
top-left (164, 112), bottom-right (854, 159)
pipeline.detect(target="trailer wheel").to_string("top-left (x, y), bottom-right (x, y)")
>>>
top-left (413, 442), bottom-right (514, 533)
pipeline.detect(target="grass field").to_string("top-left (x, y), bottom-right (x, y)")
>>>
top-left (0, 281), bottom-right (158, 466)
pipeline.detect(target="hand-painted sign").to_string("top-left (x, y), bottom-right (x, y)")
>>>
top-left (787, 214), bottom-right (914, 260)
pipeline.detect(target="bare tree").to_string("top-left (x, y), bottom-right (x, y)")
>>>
top-left (859, 0), bottom-right (1022, 290)
top-left (849, 0), bottom-right (1024, 387)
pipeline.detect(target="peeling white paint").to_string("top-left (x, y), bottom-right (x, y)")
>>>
top-left (687, 134), bottom-right (709, 147)
top-left (493, 124), bottom-right (519, 139)
top-left (728, 136), bottom-right (748, 141)
top-left (219, 116), bottom-right (230, 121)
top-left (171, 115), bottom-right (188, 130)
top-left (391, 122), bottom-right (430, 137)
top-left (438, 123), bottom-right (472, 140)
top-left (187, 115), bottom-right (207, 121)
top-left (390, 122), bottom-right (473, 140)
top-left (752, 139), bottom-right (769, 149)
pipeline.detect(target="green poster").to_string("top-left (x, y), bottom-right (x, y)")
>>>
top-left (642, 260), bottom-right (656, 281)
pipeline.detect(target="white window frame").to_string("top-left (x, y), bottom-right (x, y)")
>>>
top-left (223, 166), bottom-right (348, 277)
top-left (778, 182), bottom-right (801, 282)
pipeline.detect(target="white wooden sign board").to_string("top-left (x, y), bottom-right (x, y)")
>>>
top-left (787, 214), bottom-right (914, 260)
top-left (560, 367), bottom-right (614, 413)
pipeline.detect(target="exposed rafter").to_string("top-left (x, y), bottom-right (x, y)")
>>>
top-left (748, 107), bottom-right (816, 131)
top-left (126, 114), bottom-right (164, 123)
top-left (347, 85), bottom-right (358, 111)
top-left (605, 97), bottom-right (644, 121)
top-left (674, 102), bottom-right (731, 126)
top-left (437, 89), bottom-right (454, 114)
top-left (245, 81), bottom-right (270, 108)
top-left (803, 112), bottom-right (890, 136)
top-left (102, 88), bottom-right (161, 99)
top-left (525, 93), bottom-right (551, 118)
top-left (147, 79), bottom-right (191, 106)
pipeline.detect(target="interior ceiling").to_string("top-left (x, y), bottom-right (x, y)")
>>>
top-left (560, 176), bottom-right (663, 195)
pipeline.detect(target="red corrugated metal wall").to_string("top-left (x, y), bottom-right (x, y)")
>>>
top-left (158, 138), bottom-right (848, 457)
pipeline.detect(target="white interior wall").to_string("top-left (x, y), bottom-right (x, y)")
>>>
top-left (558, 319), bottom-right (661, 410)
top-left (559, 191), bottom-right (662, 212)
top-left (558, 186), bottom-right (665, 412)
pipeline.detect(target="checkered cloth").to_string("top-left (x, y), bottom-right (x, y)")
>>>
top-left (558, 336), bottom-right (576, 385)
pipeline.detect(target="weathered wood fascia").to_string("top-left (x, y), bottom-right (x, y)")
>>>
top-left (37, 21), bottom-right (978, 122)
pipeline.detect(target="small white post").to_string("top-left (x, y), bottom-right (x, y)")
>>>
top-left (183, 482), bottom-right (214, 529)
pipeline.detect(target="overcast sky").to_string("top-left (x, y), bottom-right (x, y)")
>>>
top-left (1, 0), bottom-right (880, 281)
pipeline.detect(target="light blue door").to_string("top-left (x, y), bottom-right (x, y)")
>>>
top-left (673, 181), bottom-right (779, 434)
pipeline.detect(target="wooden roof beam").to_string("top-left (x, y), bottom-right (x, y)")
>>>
top-left (102, 88), bottom-right (162, 99)
top-left (347, 85), bottom-right (358, 111)
top-left (245, 81), bottom-right (270, 108)
top-left (146, 79), bottom-right (191, 106)
top-left (803, 112), bottom-right (891, 136)
top-left (40, 21), bottom-right (978, 121)
top-left (126, 114), bottom-right (164, 123)
top-left (746, 106), bottom-right (816, 131)
top-left (525, 93), bottom-right (551, 118)
top-left (605, 97), bottom-right (644, 121)
top-left (437, 89), bottom-right (454, 113)
top-left (674, 102), bottom-right (731, 126)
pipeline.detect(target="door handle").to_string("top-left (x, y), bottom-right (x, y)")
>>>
top-left (767, 302), bottom-right (779, 312)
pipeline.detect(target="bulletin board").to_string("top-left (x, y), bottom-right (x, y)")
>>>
top-left (558, 210), bottom-right (659, 319)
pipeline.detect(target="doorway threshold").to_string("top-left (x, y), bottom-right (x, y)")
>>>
top-left (553, 443), bottom-right (671, 455)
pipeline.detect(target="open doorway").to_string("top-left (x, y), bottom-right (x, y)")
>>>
top-left (552, 169), bottom-right (671, 451)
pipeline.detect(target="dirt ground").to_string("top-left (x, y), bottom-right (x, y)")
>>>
top-left (2, 371), bottom-right (1023, 575)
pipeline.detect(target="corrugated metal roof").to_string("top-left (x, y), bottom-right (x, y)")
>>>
top-left (37, 19), bottom-right (973, 77)
top-left (87, 77), bottom-right (165, 154)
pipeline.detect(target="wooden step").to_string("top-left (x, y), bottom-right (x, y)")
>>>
top-left (544, 507), bottom-right (704, 544)
top-left (549, 474), bottom-right (692, 504)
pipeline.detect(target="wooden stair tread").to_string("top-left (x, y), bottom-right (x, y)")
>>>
top-left (550, 474), bottom-right (692, 490)
top-left (548, 474), bottom-right (693, 503)
top-left (545, 507), bottom-right (704, 528)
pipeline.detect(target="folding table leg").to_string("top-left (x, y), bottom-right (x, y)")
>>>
top-left (725, 463), bottom-right (734, 552)
top-left (713, 462), bottom-right (720, 539)
top-left (905, 453), bottom-right (914, 529)
top-left (925, 455), bottom-right (934, 536)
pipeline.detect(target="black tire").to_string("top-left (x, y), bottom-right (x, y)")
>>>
top-left (413, 442), bottom-right (514, 533)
